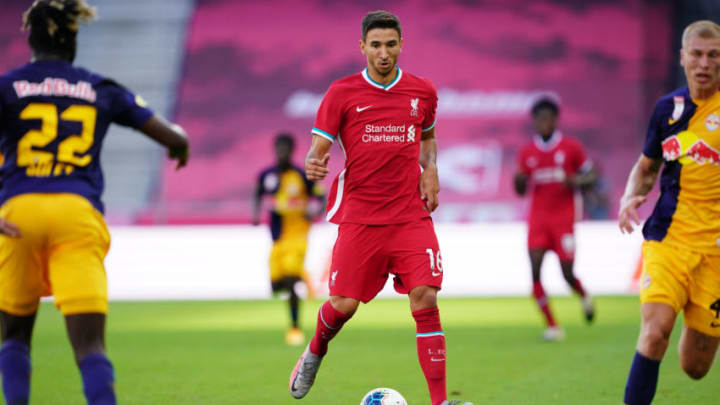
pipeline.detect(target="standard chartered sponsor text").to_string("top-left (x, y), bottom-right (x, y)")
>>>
top-left (363, 124), bottom-right (410, 143)
top-left (366, 124), bottom-right (405, 133)
top-left (363, 133), bottom-right (407, 143)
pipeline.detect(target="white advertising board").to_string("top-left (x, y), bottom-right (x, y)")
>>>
top-left (105, 222), bottom-right (644, 301)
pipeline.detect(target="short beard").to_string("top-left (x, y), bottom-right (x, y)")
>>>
top-left (372, 61), bottom-right (395, 78)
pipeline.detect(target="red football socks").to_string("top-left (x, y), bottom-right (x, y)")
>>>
top-left (309, 300), bottom-right (351, 357)
top-left (533, 281), bottom-right (557, 327)
top-left (413, 307), bottom-right (447, 405)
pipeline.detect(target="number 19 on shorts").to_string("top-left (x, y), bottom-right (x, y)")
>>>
top-left (426, 248), bottom-right (443, 277)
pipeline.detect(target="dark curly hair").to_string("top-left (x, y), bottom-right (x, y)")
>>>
top-left (22, 0), bottom-right (96, 62)
top-left (530, 97), bottom-right (560, 117)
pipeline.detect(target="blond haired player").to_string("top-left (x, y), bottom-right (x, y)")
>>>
top-left (619, 20), bottom-right (720, 405)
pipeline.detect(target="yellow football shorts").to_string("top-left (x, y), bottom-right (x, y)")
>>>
top-left (269, 237), bottom-right (307, 282)
top-left (0, 193), bottom-right (110, 316)
top-left (641, 241), bottom-right (720, 337)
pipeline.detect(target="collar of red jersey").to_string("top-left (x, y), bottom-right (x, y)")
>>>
top-left (362, 66), bottom-right (403, 91)
top-left (533, 131), bottom-right (563, 151)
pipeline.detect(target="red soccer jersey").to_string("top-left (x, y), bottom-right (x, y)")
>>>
top-left (518, 131), bottom-right (591, 224)
top-left (312, 67), bottom-right (438, 224)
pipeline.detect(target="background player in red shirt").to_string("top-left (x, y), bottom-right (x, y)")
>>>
top-left (288, 10), bottom-right (471, 405)
top-left (514, 98), bottom-right (596, 341)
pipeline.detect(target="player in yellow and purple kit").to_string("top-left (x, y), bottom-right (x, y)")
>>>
top-left (619, 20), bottom-right (720, 405)
top-left (0, 2), bottom-right (189, 404)
top-left (253, 134), bottom-right (325, 346)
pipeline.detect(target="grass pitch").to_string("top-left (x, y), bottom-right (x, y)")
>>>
top-left (25, 296), bottom-right (718, 404)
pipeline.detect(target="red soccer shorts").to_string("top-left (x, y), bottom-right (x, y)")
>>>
top-left (329, 218), bottom-right (442, 303)
top-left (528, 217), bottom-right (575, 262)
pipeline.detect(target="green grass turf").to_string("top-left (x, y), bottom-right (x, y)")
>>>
top-left (23, 296), bottom-right (718, 404)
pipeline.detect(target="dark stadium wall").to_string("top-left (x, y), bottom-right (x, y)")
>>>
top-left (0, 2), bottom-right (32, 73)
top-left (670, 0), bottom-right (720, 88)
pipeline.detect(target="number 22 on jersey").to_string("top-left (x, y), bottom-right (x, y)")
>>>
top-left (18, 102), bottom-right (96, 177)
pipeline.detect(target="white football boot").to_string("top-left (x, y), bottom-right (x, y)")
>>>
top-left (542, 326), bottom-right (565, 342)
top-left (289, 345), bottom-right (322, 399)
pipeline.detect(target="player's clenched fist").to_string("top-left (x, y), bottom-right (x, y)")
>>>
top-left (305, 153), bottom-right (330, 181)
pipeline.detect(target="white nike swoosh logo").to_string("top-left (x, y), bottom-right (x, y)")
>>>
top-left (356, 105), bottom-right (372, 112)
top-left (430, 358), bottom-right (445, 362)
top-left (432, 272), bottom-right (441, 277)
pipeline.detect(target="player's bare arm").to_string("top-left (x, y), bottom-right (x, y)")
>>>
top-left (513, 172), bottom-right (528, 196)
top-left (305, 135), bottom-right (332, 181)
top-left (618, 154), bottom-right (662, 233)
top-left (140, 115), bottom-right (190, 169)
top-left (419, 127), bottom-right (440, 212)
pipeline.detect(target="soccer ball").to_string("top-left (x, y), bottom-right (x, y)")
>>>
top-left (360, 387), bottom-right (408, 405)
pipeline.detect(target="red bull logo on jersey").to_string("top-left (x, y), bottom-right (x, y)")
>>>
top-left (662, 131), bottom-right (720, 165)
top-left (686, 140), bottom-right (720, 165)
top-left (13, 78), bottom-right (96, 102)
top-left (669, 96), bottom-right (684, 124)
top-left (661, 136), bottom-right (682, 161)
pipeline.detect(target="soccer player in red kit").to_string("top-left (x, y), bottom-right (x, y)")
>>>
top-left (288, 11), bottom-right (471, 405)
top-left (514, 98), bottom-right (597, 341)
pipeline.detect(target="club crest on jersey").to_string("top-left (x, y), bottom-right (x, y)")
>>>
top-left (410, 98), bottom-right (419, 117)
top-left (263, 173), bottom-right (279, 191)
top-left (705, 113), bottom-right (720, 131)
top-left (669, 96), bottom-right (684, 124)
top-left (554, 151), bottom-right (565, 164)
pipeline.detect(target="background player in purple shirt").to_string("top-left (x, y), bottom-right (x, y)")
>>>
top-left (0, 2), bottom-right (189, 404)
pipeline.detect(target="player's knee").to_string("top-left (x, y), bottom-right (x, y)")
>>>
top-left (281, 278), bottom-right (297, 297)
top-left (560, 262), bottom-right (574, 279)
top-left (681, 361), bottom-right (709, 380)
top-left (329, 296), bottom-right (359, 316)
top-left (639, 326), bottom-right (671, 356)
top-left (65, 313), bottom-right (106, 363)
top-left (409, 286), bottom-right (438, 311)
top-left (0, 312), bottom-right (35, 346)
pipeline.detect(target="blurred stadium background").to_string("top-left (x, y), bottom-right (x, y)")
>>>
top-left (2, 0), bottom-right (720, 403)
